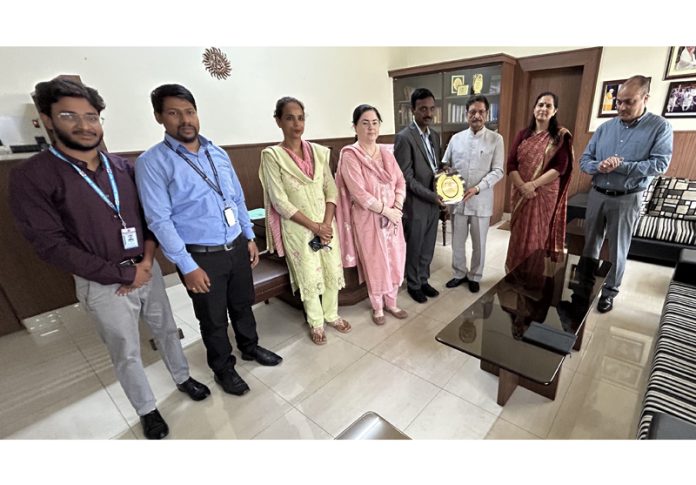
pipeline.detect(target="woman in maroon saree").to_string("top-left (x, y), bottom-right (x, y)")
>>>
top-left (505, 92), bottom-right (574, 272)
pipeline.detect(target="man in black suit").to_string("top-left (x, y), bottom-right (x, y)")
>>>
top-left (394, 88), bottom-right (445, 303)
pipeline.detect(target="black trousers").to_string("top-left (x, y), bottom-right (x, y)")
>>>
top-left (403, 205), bottom-right (440, 290)
top-left (181, 235), bottom-right (259, 374)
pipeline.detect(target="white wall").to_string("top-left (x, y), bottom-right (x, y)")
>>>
top-left (591, 47), bottom-right (693, 131)
top-left (0, 47), bottom-right (396, 152)
top-left (1, 46), bottom-right (692, 154)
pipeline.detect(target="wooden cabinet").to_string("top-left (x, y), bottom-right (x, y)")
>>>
top-left (389, 54), bottom-right (517, 224)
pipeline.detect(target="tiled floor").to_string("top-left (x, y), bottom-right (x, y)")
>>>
top-left (0, 220), bottom-right (674, 439)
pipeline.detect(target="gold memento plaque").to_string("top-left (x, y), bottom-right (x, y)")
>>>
top-left (472, 73), bottom-right (484, 94)
top-left (435, 172), bottom-right (465, 205)
top-left (451, 75), bottom-right (465, 94)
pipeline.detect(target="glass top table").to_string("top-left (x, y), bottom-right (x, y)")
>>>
top-left (436, 250), bottom-right (610, 405)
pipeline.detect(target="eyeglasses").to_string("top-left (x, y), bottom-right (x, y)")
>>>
top-left (57, 112), bottom-right (104, 125)
top-left (467, 109), bottom-right (487, 117)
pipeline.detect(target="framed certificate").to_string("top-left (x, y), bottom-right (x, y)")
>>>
top-left (435, 173), bottom-right (465, 205)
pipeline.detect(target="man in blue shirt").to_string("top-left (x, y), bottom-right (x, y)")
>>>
top-left (136, 84), bottom-right (282, 396)
top-left (580, 75), bottom-right (673, 313)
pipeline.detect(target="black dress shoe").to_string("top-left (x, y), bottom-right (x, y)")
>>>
top-left (176, 377), bottom-right (211, 401)
top-left (140, 409), bottom-right (169, 440)
top-left (446, 277), bottom-right (468, 288)
top-left (421, 283), bottom-right (440, 297)
top-left (242, 346), bottom-right (283, 366)
top-left (468, 280), bottom-right (480, 293)
top-left (214, 368), bottom-right (250, 396)
top-left (597, 295), bottom-right (614, 313)
top-left (407, 287), bottom-right (427, 303)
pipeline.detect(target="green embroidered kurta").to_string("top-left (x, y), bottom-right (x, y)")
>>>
top-left (259, 143), bottom-right (345, 301)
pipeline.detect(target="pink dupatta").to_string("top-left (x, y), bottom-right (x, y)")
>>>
top-left (335, 144), bottom-right (394, 273)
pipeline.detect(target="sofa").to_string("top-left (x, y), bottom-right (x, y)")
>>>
top-left (567, 176), bottom-right (696, 265)
top-left (637, 248), bottom-right (696, 439)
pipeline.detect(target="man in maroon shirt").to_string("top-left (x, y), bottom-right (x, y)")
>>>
top-left (9, 78), bottom-right (210, 440)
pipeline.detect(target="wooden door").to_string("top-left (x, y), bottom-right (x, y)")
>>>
top-left (525, 66), bottom-right (583, 137)
top-left (505, 48), bottom-right (603, 211)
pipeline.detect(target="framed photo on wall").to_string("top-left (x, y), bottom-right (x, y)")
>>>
top-left (662, 80), bottom-right (696, 118)
top-left (597, 79), bottom-right (624, 117)
top-left (664, 46), bottom-right (696, 80)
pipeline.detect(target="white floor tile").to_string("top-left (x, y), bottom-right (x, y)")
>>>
top-left (405, 389), bottom-right (498, 439)
top-left (297, 353), bottom-right (439, 436)
top-left (248, 333), bottom-right (365, 405)
top-left (253, 408), bottom-right (332, 440)
top-left (372, 317), bottom-right (470, 387)
top-left (0, 220), bottom-right (675, 440)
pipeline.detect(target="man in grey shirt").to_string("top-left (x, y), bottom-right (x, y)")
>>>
top-left (580, 75), bottom-right (673, 313)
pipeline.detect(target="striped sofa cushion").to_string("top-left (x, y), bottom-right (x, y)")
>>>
top-left (637, 282), bottom-right (696, 439)
top-left (639, 177), bottom-right (658, 216)
top-left (633, 215), bottom-right (696, 245)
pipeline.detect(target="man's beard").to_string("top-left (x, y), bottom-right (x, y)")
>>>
top-left (175, 124), bottom-right (198, 143)
top-left (53, 125), bottom-right (103, 151)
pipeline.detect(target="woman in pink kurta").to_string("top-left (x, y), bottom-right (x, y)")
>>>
top-left (336, 105), bottom-right (408, 325)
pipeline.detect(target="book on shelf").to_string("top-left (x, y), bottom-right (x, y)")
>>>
top-left (489, 102), bottom-right (499, 123)
top-left (489, 75), bottom-right (501, 94)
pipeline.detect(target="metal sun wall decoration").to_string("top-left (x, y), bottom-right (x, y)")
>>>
top-left (202, 47), bottom-right (231, 80)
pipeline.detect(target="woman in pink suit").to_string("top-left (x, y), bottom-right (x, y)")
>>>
top-left (336, 104), bottom-right (408, 325)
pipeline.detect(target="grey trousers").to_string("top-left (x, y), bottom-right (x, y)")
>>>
top-left (452, 214), bottom-right (489, 282)
top-left (582, 188), bottom-right (642, 298)
top-left (74, 260), bottom-right (190, 416)
top-left (404, 206), bottom-right (440, 290)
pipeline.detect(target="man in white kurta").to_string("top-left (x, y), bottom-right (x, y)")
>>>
top-left (442, 96), bottom-right (504, 293)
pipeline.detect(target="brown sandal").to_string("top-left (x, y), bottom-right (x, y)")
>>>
top-left (385, 307), bottom-right (408, 319)
top-left (310, 326), bottom-right (327, 345)
top-left (372, 311), bottom-right (386, 326)
top-left (326, 317), bottom-right (352, 333)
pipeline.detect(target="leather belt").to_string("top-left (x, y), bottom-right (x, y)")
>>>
top-left (593, 186), bottom-right (643, 197)
top-left (186, 235), bottom-right (241, 253)
top-left (118, 254), bottom-right (144, 266)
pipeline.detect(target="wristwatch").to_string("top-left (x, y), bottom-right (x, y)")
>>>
top-left (475, 186), bottom-right (480, 194)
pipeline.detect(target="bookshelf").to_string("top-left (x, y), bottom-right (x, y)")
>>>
top-left (390, 54), bottom-right (515, 149)
top-left (393, 73), bottom-right (443, 130)
top-left (389, 54), bottom-right (517, 225)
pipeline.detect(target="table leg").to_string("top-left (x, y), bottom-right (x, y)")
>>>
top-left (497, 368), bottom-right (520, 406)
top-left (480, 360), bottom-right (561, 405)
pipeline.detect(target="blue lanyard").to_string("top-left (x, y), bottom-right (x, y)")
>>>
top-left (164, 140), bottom-right (227, 204)
top-left (49, 146), bottom-right (127, 228)
top-left (420, 132), bottom-right (437, 173)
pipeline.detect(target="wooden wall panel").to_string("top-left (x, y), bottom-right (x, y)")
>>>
top-left (0, 161), bottom-right (78, 319)
top-left (0, 135), bottom-right (361, 329)
top-left (667, 132), bottom-right (696, 179)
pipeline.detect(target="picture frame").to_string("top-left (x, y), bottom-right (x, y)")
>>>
top-left (597, 79), bottom-right (624, 117)
top-left (662, 80), bottom-right (696, 118)
top-left (664, 46), bottom-right (696, 80)
top-left (597, 77), bottom-right (653, 118)
top-left (450, 75), bottom-right (465, 94)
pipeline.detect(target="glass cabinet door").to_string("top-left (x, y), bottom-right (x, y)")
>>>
top-left (442, 64), bottom-right (502, 143)
top-left (393, 73), bottom-right (443, 134)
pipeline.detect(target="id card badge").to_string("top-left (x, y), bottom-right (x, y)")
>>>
top-left (223, 207), bottom-right (237, 227)
top-left (121, 227), bottom-right (139, 250)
